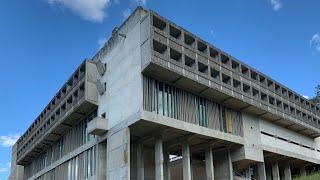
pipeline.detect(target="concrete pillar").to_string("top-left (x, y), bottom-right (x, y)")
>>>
top-left (300, 166), bottom-right (306, 177)
top-left (271, 162), bottom-right (280, 180)
top-left (164, 150), bottom-right (170, 180)
top-left (205, 148), bottom-right (214, 180)
top-left (182, 140), bottom-right (192, 180)
top-left (107, 127), bottom-right (130, 180)
top-left (97, 142), bottom-right (107, 180)
top-left (284, 162), bottom-right (291, 180)
top-left (155, 136), bottom-right (164, 180)
top-left (214, 149), bottom-right (233, 180)
top-left (137, 143), bottom-right (144, 180)
top-left (257, 162), bottom-right (266, 180)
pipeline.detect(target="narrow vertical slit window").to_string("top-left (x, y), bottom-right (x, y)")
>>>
top-left (198, 97), bottom-right (208, 127)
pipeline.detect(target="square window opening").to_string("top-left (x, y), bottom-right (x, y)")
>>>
top-left (210, 68), bottom-right (220, 80)
top-left (198, 62), bottom-right (208, 74)
top-left (184, 33), bottom-right (195, 46)
top-left (170, 48), bottom-right (182, 62)
top-left (197, 41), bottom-right (207, 53)
top-left (153, 16), bottom-right (166, 30)
top-left (153, 40), bottom-right (167, 54)
top-left (209, 47), bottom-right (219, 59)
top-left (185, 55), bottom-right (195, 68)
top-left (222, 74), bottom-right (231, 85)
top-left (169, 25), bottom-right (181, 39)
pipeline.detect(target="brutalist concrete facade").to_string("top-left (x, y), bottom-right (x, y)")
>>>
top-left (10, 7), bottom-right (320, 180)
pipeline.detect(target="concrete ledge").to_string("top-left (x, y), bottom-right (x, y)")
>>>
top-left (140, 111), bottom-right (244, 145)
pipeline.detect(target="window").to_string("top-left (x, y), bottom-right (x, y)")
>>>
top-left (58, 137), bottom-right (64, 158)
top-left (84, 146), bottom-right (96, 178)
top-left (198, 97), bottom-right (207, 127)
top-left (157, 83), bottom-right (176, 118)
top-left (68, 156), bottom-right (79, 180)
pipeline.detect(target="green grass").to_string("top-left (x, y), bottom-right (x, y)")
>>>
top-left (293, 173), bottom-right (320, 180)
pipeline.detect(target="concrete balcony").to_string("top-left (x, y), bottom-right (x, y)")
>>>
top-left (16, 61), bottom-right (101, 165)
top-left (141, 12), bottom-right (320, 138)
top-left (87, 116), bottom-right (108, 136)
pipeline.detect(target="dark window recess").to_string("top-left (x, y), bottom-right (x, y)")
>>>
top-left (209, 47), bottom-right (219, 59)
top-left (268, 96), bottom-right (275, 105)
top-left (282, 88), bottom-right (288, 96)
top-left (221, 54), bottom-right (230, 65)
top-left (210, 68), bottom-right (220, 80)
top-left (283, 103), bottom-right (289, 111)
top-left (153, 16), bottom-right (166, 30)
top-left (243, 84), bottom-right (251, 94)
top-left (275, 84), bottom-right (281, 93)
top-left (290, 107), bottom-right (295, 114)
top-left (184, 33), bottom-right (195, 46)
top-left (261, 92), bottom-right (267, 102)
top-left (197, 41), bottom-right (207, 53)
top-left (267, 79), bottom-right (274, 89)
top-left (250, 71), bottom-right (258, 81)
top-left (276, 100), bottom-right (282, 108)
top-left (233, 79), bottom-right (241, 90)
top-left (241, 65), bottom-right (249, 76)
top-left (252, 88), bottom-right (259, 98)
top-left (170, 48), bottom-right (182, 62)
top-left (222, 74), bottom-right (231, 85)
top-left (169, 25), bottom-right (181, 39)
top-left (259, 75), bottom-right (266, 84)
top-left (198, 62), bottom-right (208, 74)
top-left (231, 60), bottom-right (240, 71)
top-left (185, 55), bottom-right (195, 68)
top-left (153, 40), bottom-right (167, 54)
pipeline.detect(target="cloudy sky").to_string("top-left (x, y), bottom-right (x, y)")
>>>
top-left (0, 0), bottom-right (319, 178)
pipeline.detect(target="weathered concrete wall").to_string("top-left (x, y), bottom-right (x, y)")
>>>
top-left (98, 8), bottom-right (148, 129)
top-left (9, 144), bottom-right (24, 180)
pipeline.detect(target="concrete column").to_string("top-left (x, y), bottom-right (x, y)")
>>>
top-left (97, 142), bottom-right (107, 180)
top-left (155, 136), bottom-right (164, 180)
top-left (257, 162), bottom-right (266, 180)
top-left (137, 143), bottom-right (144, 180)
top-left (300, 166), bottom-right (306, 177)
top-left (107, 127), bottom-right (130, 180)
top-left (164, 150), bottom-right (170, 180)
top-left (205, 148), bottom-right (214, 180)
top-left (214, 149), bottom-right (233, 180)
top-left (227, 149), bottom-right (233, 180)
top-left (271, 162), bottom-right (280, 180)
top-left (182, 140), bottom-right (192, 180)
top-left (284, 162), bottom-right (292, 180)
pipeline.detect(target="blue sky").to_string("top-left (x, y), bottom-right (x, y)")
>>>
top-left (0, 0), bottom-right (319, 178)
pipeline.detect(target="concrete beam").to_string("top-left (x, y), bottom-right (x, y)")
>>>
top-left (205, 148), bottom-right (214, 180)
top-left (272, 162), bottom-right (280, 180)
top-left (155, 136), bottom-right (164, 180)
top-left (182, 140), bottom-right (192, 180)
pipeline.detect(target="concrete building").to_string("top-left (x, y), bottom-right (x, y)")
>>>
top-left (10, 7), bottom-right (320, 180)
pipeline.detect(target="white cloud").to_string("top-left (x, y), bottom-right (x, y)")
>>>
top-left (310, 33), bottom-right (320, 52)
top-left (0, 162), bottom-right (11, 174)
top-left (122, 8), bottom-right (131, 19)
top-left (135, 0), bottom-right (147, 5)
top-left (0, 134), bottom-right (20, 147)
top-left (97, 37), bottom-right (107, 49)
top-left (303, 95), bottom-right (309, 99)
top-left (210, 29), bottom-right (216, 38)
top-left (47, 0), bottom-right (111, 23)
top-left (270, 0), bottom-right (282, 11)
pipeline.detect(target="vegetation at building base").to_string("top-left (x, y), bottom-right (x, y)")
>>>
top-left (293, 173), bottom-right (320, 180)
top-left (310, 85), bottom-right (320, 108)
